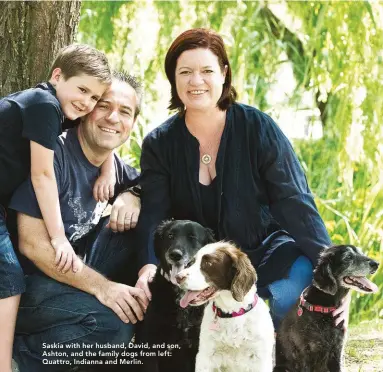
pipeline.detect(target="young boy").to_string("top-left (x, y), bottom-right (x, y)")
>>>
top-left (0, 44), bottom-right (114, 371)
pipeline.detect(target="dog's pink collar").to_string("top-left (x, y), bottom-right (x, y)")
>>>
top-left (212, 294), bottom-right (258, 318)
top-left (298, 289), bottom-right (337, 317)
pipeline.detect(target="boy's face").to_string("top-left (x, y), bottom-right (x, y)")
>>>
top-left (80, 79), bottom-right (138, 151)
top-left (51, 68), bottom-right (108, 120)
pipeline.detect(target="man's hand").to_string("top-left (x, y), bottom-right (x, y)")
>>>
top-left (332, 292), bottom-right (351, 331)
top-left (135, 264), bottom-right (157, 302)
top-left (96, 281), bottom-right (149, 324)
top-left (51, 236), bottom-right (84, 274)
top-left (93, 173), bottom-right (116, 202)
top-left (107, 191), bottom-right (141, 232)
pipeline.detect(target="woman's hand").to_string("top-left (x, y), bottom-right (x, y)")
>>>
top-left (332, 292), bottom-right (351, 331)
top-left (135, 264), bottom-right (157, 302)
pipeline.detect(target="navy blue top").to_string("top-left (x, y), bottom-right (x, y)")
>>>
top-left (0, 83), bottom-right (65, 207)
top-left (10, 127), bottom-right (139, 249)
top-left (200, 179), bottom-right (218, 236)
top-left (136, 103), bottom-right (331, 272)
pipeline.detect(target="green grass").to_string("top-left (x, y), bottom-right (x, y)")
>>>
top-left (346, 320), bottom-right (383, 371)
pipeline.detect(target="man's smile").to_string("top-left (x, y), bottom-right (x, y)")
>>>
top-left (99, 126), bottom-right (118, 134)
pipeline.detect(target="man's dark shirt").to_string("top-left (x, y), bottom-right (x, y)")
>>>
top-left (9, 128), bottom-right (140, 273)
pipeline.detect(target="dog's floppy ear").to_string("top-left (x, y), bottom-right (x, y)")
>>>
top-left (153, 220), bottom-right (173, 259)
top-left (204, 227), bottom-right (216, 244)
top-left (313, 259), bottom-right (338, 295)
top-left (227, 248), bottom-right (257, 302)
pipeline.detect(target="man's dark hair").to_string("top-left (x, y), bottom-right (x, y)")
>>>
top-left (112, 70), bottom-right (143, 118)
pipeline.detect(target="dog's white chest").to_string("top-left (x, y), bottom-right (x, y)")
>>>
top-left (197, 298), bottom-right (274, 372)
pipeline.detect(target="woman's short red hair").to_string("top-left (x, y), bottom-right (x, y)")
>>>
top-left (165, 28), bottom-right (237, 114)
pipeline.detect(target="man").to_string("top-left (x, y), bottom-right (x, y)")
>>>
top-left (9, 71), bottom-right (155, 371)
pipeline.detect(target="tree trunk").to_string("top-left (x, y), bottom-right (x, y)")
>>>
top-left (0, 1), bottom-right (81, 97)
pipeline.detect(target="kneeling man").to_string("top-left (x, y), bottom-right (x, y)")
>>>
top-left (9, 71), bottom-right (153, 371)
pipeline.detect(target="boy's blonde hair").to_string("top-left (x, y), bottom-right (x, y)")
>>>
top-left (49, 44), bottom-right (111, 84)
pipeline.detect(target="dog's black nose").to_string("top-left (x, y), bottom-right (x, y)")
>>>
top-left (369, 260), bottom-right (379, 272)
top-left (168, 249), bottom-right (183, 262)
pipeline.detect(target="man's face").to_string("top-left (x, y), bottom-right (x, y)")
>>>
top-left (81, 79), bottom-right (138, 151)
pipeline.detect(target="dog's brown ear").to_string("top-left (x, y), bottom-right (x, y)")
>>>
top-left (228, 249), bottom-right (257, 302)
top-left (313, 261), bottom-right (338, 295)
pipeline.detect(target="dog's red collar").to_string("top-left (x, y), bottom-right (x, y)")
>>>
top-left (212, 294), bottom-right (258, 318)
top-left (298, 289), bottom-right (337, 317)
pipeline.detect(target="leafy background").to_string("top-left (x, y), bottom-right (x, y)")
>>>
top-left (77, 0), bottom-right (383, 323)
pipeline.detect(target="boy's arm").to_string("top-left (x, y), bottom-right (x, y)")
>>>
top-left (94, 151), bottom-right (116, 202)
top-left (30, 141), bottom-right (81, 273)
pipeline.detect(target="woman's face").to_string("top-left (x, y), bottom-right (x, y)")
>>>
top-left (175, 48), bottom-right (227, 113)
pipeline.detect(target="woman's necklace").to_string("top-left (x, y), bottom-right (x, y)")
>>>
top-left (201, 153), bottom-right (212, 165)
top-left (188, 123), bottom-right (225, 165)
top-left (199, 132), bottom-right (222, 165)
top-left (186, 112), bottom-right (226, 166)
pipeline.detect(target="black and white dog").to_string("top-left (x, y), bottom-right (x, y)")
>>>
top-left (135, 220), bottom-right (215, 372)
top-left (275, 244), bottom-right (379, 372)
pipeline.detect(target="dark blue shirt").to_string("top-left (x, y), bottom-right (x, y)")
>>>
top-left (136, 103), bottom-right (331, 271)
top-left (0, 83), bottom-right (64, 207)
top-left (9, 128), bottom-right (139, 243)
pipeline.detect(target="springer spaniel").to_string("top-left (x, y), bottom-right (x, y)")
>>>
top-left (176, 242), bottom-right (274, 372)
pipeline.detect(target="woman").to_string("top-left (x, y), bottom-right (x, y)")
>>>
top-left (136, 28), bottom-right (348, 328)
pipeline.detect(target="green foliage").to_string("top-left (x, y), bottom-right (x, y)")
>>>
top-left (78, 0), bottom-right (383, 323)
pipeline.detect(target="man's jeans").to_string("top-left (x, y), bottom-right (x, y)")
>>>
top-left (13, 218), bottom-right (138, 372)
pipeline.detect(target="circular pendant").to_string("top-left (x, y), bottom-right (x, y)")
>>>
top-left (201, 154), bottom-right (212, 165)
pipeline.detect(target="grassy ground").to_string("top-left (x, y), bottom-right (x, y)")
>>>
top-left (12, 320), bottom-right (383, 372)
top-left (346, 319), bottom-right (383, 372)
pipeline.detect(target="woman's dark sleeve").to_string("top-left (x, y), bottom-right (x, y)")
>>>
top-left (258, 114), bottom-right (331, 265)
top-left (135, 132), bottom-right (172, 268)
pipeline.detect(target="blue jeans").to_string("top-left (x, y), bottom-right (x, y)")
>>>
top-left (0, 205), bottom-right (25, 299)
top-left (13, 218), bottom-right (138, 372)
top-left (262, 255), bottom-right (313, 329)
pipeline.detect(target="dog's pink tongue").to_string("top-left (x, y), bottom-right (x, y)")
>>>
top-left (180, 290), bottom-right (201, 308)
top-left (357, 277), bottom-right (379, 293)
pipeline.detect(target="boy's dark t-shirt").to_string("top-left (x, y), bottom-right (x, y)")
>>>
top-left (0, 82), bottom-right (65, 207)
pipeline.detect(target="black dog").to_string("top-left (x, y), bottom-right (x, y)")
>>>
top-left (135, 220), bottom-right (215, 372)
top-left (274, 244), bottom-right (379, 372)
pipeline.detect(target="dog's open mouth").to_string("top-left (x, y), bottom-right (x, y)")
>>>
top-left (343, 276), bottom-right (378, 293)
top-left (179, 286), bottom-right (217, 308)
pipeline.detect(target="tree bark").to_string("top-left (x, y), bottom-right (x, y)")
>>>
top-left (0, 1), bottom-right (81, 96)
